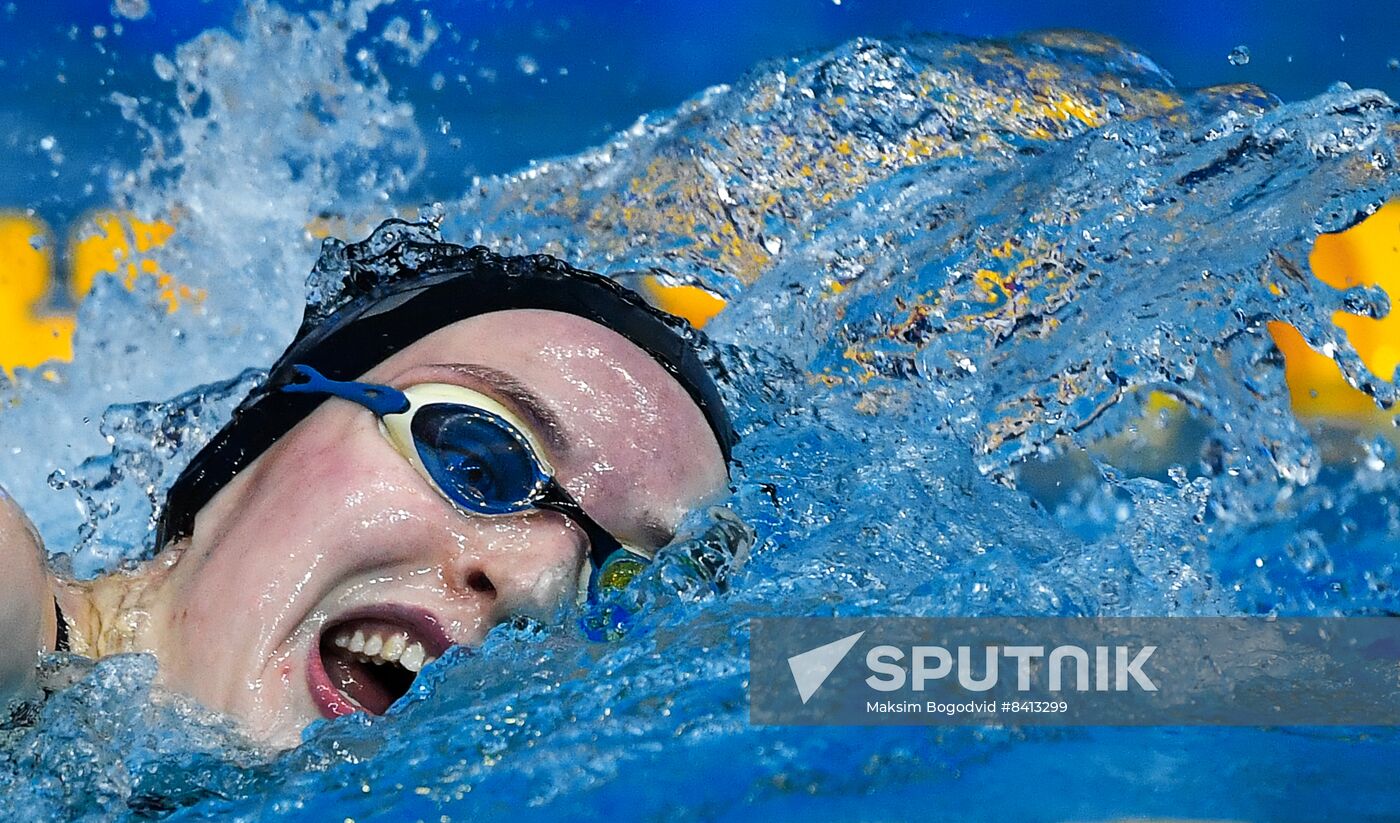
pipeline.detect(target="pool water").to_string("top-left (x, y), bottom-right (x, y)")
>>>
top-left (1, 2), bottom-right (1399, 820)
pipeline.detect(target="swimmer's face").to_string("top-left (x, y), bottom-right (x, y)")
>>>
top-left (145, 309), bottom-right (728, 747)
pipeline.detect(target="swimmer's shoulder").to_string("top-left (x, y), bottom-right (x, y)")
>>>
top-left (0, 487), bottom-right (57, 702)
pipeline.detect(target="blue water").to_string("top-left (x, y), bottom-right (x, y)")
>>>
top-left (2, 2), bottom-right (1400, 820)
top-left (5, 0), bottom-right (1400, 234)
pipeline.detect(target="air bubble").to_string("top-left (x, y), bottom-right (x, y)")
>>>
top-left (152, 53), bottom-right (176, 82)
top-left (110, 0), bottom-right (149, 21)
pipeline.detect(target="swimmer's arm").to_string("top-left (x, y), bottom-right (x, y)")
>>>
top-left (0, 489), bottom-right (56, 702)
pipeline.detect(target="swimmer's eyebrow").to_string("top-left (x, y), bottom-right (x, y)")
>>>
top-left (392, 363), bottom-right (572, 456)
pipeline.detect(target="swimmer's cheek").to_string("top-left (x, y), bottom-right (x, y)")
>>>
top-left (0, 487), bottom-right (55, 702)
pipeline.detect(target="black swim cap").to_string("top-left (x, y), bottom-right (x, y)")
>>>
top-left (156, 221), bottom-right (737, 547)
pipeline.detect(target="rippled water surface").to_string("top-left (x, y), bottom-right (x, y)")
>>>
top-left (1, 2), bottom-right (1398, 820)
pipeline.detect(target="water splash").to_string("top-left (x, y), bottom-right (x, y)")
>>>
top-left (46, 370), bottom-right (263, 579)
top-left (0, 0), bottom-right (425, 558)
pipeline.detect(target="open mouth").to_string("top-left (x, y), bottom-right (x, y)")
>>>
top-left (308, 606), bottom-right (455, 718)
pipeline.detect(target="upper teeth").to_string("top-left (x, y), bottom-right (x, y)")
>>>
top-left (332, 627), bottom-right (437, 672)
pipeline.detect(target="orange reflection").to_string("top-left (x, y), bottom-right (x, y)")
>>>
top-left (1269, 201), bottom-right (1400, 428)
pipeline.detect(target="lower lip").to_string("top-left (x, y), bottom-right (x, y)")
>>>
top-left (306, 605), bottom-right (457, 720)
top-left (307, 641), bottom-right (359, 719)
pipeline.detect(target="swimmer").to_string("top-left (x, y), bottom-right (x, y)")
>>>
top-left (0, 229), bottom-right (735, 747)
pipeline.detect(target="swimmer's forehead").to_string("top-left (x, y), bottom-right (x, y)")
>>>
top-left (355, 307), bottom-right (716, 459)
top-left (361, 309), bottom-right (698, 418)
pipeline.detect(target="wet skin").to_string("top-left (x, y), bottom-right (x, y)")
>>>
top-left (0, 490), bottom-right (56, 700)
top-left (44, 309), bottom-right (727, 747)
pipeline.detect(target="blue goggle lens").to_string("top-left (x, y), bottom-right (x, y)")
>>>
top-left (410, 403), bottom-right (549, 515)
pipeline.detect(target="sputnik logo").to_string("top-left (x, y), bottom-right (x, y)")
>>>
top-left (787, 631), bottom-right (865, 704)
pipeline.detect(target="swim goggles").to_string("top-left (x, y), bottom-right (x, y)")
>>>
top-left (281, 365), bottom-right (647, 586)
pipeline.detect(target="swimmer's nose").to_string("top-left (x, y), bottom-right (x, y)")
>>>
top-left (448, 511), bottom-right (588, 621)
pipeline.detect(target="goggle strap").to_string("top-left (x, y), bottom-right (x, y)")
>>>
top-left (281, 364), bottom-right (411, 417)
top-left (533, 483), bottom-right (624, 568)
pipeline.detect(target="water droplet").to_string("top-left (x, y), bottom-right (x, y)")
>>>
top-left (1389, 58), bottom-right (1399, 71)
top-left (516, 54), bottom-right (539, 76)
top-left (38, 135), bottom-right (55, 151)
top-left (110, 0), bottom-right (149, 21)
top-left (430, 72), bottom-right (445, 91)
top-left (152, 53), bottom-right (176, 82)
top-left (1227, 45), bottom-right (1251, 66)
